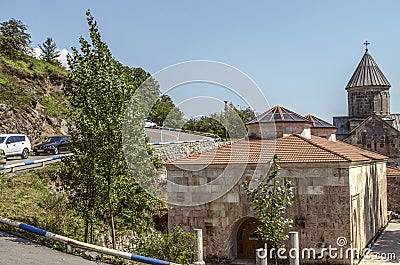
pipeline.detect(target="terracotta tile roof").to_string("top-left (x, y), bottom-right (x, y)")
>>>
top-left (387, 166), bottom-right (400, 177)
top-left (246, 105), bottom-right (310, 125)
top-left (346, 50), bottom-right (390, 89)
top-left (304, 114), bottom-right (336, 128)
top-left (166, 135), bottom-right (387, 165)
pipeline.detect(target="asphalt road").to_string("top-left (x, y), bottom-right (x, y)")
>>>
top-left (3, 129), bottom-right (213, 170)
top-left (0, 231), bottom-right (97, 265)
top-left (6, 154), bottom-right (59, 166)
top-left (145, 128), bottom-right (213, 143)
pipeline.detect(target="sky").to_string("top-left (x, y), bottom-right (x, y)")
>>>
top-left (1, 1), bottom-right (400, 122)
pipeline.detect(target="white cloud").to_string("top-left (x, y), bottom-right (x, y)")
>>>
top-left (32, 47), bottom-right (71, 68)
top-left (32, 47), bottom-right (42, 59)
top-left (57, 49), bottom-right (70, 68)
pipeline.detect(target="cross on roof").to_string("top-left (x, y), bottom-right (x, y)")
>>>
top-left (364, 40), bottom-right (370, 51)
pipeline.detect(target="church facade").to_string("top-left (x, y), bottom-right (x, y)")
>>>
top-left (333, 46), bottom-right (400, 213)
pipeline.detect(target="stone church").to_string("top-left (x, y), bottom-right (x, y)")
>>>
top-left (333, 45), bottom-right (400, 213)
top-left (166, 105), bottom-right (388, 264)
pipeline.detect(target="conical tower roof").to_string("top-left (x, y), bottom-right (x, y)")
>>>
top-left (346, 50), bottom-right (390, 89)
top-left (246, 105), bottom-right (310, 124)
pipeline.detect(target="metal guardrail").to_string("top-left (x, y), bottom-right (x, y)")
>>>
top-left (148, 139), bottom-right (216, 146)
top-left (151, 126), bottom-right (221, 141)
top-left (0, 216), bottom-right (180, 265)
top-left (0, 153), bottom-right (73, 173)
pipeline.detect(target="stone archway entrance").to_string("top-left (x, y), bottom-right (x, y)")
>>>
top-left (236, 218), bottom-right (268, 259)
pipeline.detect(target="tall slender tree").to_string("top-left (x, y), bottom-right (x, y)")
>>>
top-left (39, 37), bottom-right (60, 64)
top-left (62, 10), bottom-right (160, 247)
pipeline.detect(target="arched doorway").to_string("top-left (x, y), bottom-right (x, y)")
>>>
top-left (237, 218), bottom-right (269, 259)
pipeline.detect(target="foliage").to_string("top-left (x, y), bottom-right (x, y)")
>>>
top-left (39, 94), bottom-right (69, 118)
top-left (133, 226), bottom-right (196, 265)
top-left (0, 18), bottom-right (31, 58)
top-left (62, 10), bottom-right (160, 248)
top-left (0, 52), bottom-right (67, 111)
top-left (0, 164), bottom-right (85, 240)
top-left (242, 155), bottom-right (294, 255)
top-left (39, 37), bottom-right (60, 65)
top-left (148, 95), bottom-right (184, 128)
top-left (182, 102), bottom-right (255, 139)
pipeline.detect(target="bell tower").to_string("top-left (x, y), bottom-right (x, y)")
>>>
top-left (346, 42), bottom-right (391, 122)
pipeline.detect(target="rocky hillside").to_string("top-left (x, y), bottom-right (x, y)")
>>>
top-left (0, 53), bottom-right (68, 144)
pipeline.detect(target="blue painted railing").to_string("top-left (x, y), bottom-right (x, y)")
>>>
top-left (148, 139), bottom-right (215, 146)
top-left (149, 126), bottom-right (221, 141)
top-left (0, 153), bottom-right (73, 172)
top-left (0, 216), bottom-right (179, 265)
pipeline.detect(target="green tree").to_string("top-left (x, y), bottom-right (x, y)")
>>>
top-left (62, 10), bottom-right (159, 248)
top-left (39, 37), bottom-right (60, 64)
top-left (0, 18), bottom-right (31, 58)
top-left (182, 102), bottom-right (255, 140)
top-left (149, 95), bottom-right (184, 128)
top-left (242, 155), bottom-right (294, 263)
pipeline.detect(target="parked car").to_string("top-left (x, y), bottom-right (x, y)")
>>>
top-left (145, 119), bottom-right (157, 128)
top-left (33, 136), bottom-right (69, 155)
top-left (0, 134), bottom-right (32, 159)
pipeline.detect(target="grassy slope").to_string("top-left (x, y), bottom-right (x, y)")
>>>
top-left (0, 165), bottom-right (84, 240)
top-left (0, 53), bottom-right (68, 117)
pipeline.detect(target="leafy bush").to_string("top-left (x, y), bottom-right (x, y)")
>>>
top-left (133, 226), bottom-right (196, 265)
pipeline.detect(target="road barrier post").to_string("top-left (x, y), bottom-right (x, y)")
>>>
top-left (194, 229), bottom-right (205, 265)
top-left (256, 246), bottom-right (267, 265)
top-left (67, 244), bottom-right (73, 254)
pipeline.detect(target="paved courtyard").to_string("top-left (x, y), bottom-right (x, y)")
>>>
top-left (359, 219), bottom-right (400, 264)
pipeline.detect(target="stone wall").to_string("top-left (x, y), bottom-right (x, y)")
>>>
top-left (344, 116), bottom-right (400, 167)
top-left (167, 160), bottom-right (388, 264)
top-left (167, 162), bottom-right (359, 264)
top-left (348, 162), bottom-right (387, 258)
top-left (152, 141), bottom-right (226, 162)
top-left (246, 122), bottom-right (311, 139)
top-left (347, 87), bottom-right (390, 118)
top-left (310, 128), bottom-right (337, 141)
top-left (387, 176), bottom-right (400, 213)
top-left (281, 164), bottom-right (352, 262)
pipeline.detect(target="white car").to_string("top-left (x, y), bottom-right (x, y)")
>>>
top-left (145, 119), bottom-right (157, 128)
top-left (0, 134), bottom-right (32, 159)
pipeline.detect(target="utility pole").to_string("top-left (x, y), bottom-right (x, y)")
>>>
top-left (224, 100), bottom-right (228, 141)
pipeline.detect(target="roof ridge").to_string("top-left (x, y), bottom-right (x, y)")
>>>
top-left (291, 134), bottom-right (351, 162)
top-left (330, 134), bottom-right (387, 160)
top-left (335, 137), bottom-right (387, 159)
top-left (304, 113), bottom-right (336, 128)
top-left (345, 114), bottom-right (400, 139)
